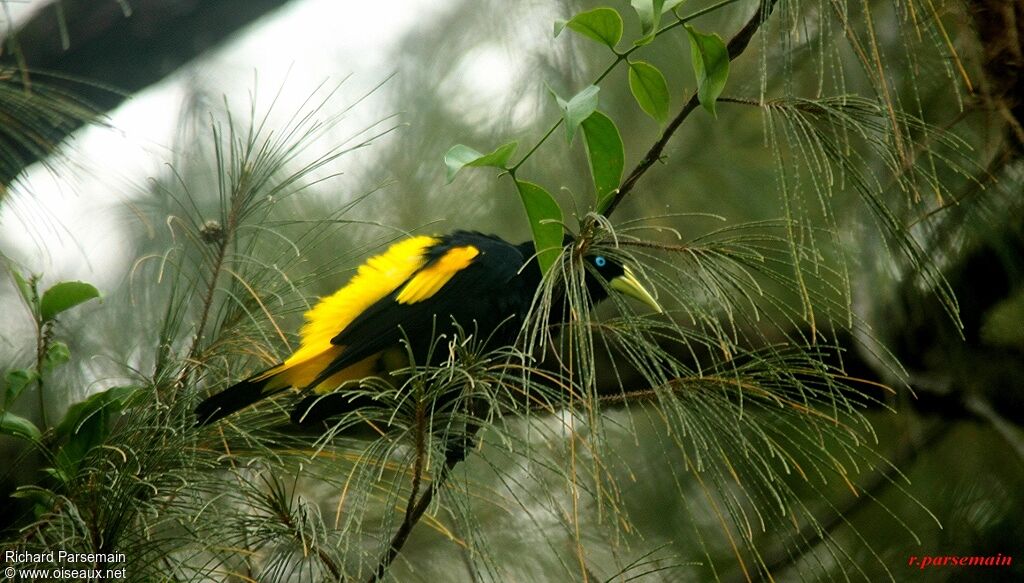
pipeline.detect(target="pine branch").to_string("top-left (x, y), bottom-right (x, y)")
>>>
top-left (722, 422), bottom-right (952, 583)
top-left (367, 419), bottom-right (480, 582)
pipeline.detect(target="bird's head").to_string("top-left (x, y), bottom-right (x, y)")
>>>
top-left (581, 251), bottom-right (663, 313)
top-left (519, 234), bottom-right (663, 313)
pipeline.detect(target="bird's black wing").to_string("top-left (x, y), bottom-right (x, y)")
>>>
top-left (311, 232), bottom-right (532, 387)
top-left (289, 232), bottom-right (533, 426)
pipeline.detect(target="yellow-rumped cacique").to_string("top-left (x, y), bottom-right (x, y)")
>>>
top-left (194, 230), bottom-right (661, 427)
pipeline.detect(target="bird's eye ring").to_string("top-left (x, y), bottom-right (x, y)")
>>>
top-left (594, 256), bottom-right (607, 267)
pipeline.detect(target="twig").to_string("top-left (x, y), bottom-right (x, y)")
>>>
top-left (602, 0), bottom-right (780, 218)
top-left (367, 418), bottom-right (481, 582)
top-left (34, 313), bottom-right (50, 427)
top-left (178, 163), bottom-right (250, 388)
top-left (270, 485), bottom-right (344, 581)
top-left (510, 0), bottom-right (745, 173)
top-left (377, 400), bottom-right (428, 580)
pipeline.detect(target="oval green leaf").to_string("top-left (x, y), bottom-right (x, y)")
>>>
top-left (444, 141), bottom-right (518, 183)
top-left (11, 485), bottom-right (56, 505)
top-left (685, 24), bottom-right (730, 117)
top-left (555, 85), bottom-right (600, 143)
top-left (1, 411), bottom-right (42, 442)
top-left (5, 369), bottom-right (39, 405)
top-left (580, 111), bottom-right (624, 213)
top-left (628, 61), bottom-right (670, 123)
top-left (557, 7), bottom-right (623, 50)
top-left (631, 0), bottom-right (665, 44)
top-left (10, 268), bottom-right (36, 308)
top-left (55, 385), bottom-right (141, 440)
top-left (663, 0), bottom-right (686, 13)
top-left (53, 386), bottom-right (141, 474)
top-left (515, 181), bottom-right (564, 275)
top-left (11, 485), bottom-right (56, 519)
top-left (43, 341), bottom-right (71, 373)
top-left (40, 281), bottom-right (99, 322)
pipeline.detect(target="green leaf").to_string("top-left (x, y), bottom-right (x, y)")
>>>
top-left (40, 281), bottom-right (100, 322)
top-left (556, 8), bottom-right (623, 50)
top-left (580, 111), bottom-right (625, 213)
top-left (662, 0), bottom-right (686, 13)
top-left (554, 85), bottom-right (600, 143)
top-left (10, 268), bottom-right (36, 308)
top-left (10, 485), bottom-right (54, 501)
top-left (515, 181), bottom-right (564, 275)
top-left (43, 341), bottom-right (71, 373)
top-left (980, 289), bottom-right (1024, 349)
top-left (54, 386), bottom-right (141, 478)
top-left (628, 61), bottom-right (670, 123)
top-left (444, 142), bottom-right (518, 183)
top-left (685, 24), bottom-right (730, 117)
top-left (1, 411), bottom-right (42, 442)
top-left (55, 385), bottom-right (141, 440)
top-left (5, 369), bottom-right (39, 405)
top-left (631, 0), bottom-right (665, 44)
top-left (11, 485), bottom-right (56, 518)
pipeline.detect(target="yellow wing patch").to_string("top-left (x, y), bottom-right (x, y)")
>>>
top-left (396, 245), bottom-right (479, 304)
top-left (257, 236), bottom-right (438, 382)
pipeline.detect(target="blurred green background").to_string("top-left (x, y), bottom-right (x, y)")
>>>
top-left (1, 0), bottom-right (1022, 581)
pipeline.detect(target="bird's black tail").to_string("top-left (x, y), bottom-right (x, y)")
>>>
top-left (194, 372), bottom-right (289, 426)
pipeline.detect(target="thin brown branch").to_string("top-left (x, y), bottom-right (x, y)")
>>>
top-left (383, 400), bottom-right (428, 579)
top-left (178, 172), bottom-right (248, 387)
top-left (270, 485), bottom-right (344, 581)
top-left (367, 417), bottom-right (481, 582)
top-left (602, 0), bottom-right (779, 219)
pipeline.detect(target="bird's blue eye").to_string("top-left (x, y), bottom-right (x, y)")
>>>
top-left (594, 256), bottom-right (607, 267)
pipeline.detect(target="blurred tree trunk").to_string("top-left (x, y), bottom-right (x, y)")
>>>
top-left (968, 0), bottom-right (1024, 152)
top-left (0, 0), bottom-right (297, 187)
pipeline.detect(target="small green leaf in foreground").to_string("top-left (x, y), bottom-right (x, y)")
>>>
top-left (631, 0), bottom-right (665, 42)
top-left (554, 85), bottom-right (600, 143)
top-left (11, 268), bottom-right (36, 309)
top-left (55, 385), bottom-right (141, 439)
top-left (40, 281), bottom-right (100, 322)
top-left (580, 111), bottom-right (624, 213)
top-left (685, 24), bottom-right (730, 117)
top-left (1, 411), bottom-right (41, 442)
top-left (628, 61), bottom-right (670, 123)
top-left (555, 7), bottom-right (623, 50)
top-left (515, 181), bottom-right (564, 275)
top-left (43, 341), bottom-right (71, 373)
top-left (52, 386), bottom-right (142, 476)
top-left (444, 142), bottom-right (518, 183)
top-left (5, 369), bottom-right (38, 405)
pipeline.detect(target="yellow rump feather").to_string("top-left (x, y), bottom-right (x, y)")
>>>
top-left (256, 236), bottom-right (438, 385)
top-left (396, 245), bottom-right (479, 304)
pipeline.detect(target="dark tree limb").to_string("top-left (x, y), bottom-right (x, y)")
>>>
top-left (0, 0), bottom-right (297, 187)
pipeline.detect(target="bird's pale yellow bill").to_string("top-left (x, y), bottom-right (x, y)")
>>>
top-left (609, 265), bottom-right (663, 313)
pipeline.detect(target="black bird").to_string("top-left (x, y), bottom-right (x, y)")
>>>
top-left (194, 231), bottom-right (661, 427)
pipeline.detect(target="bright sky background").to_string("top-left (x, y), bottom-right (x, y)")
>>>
top-left (0, 0), bottom-right (495, 289)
